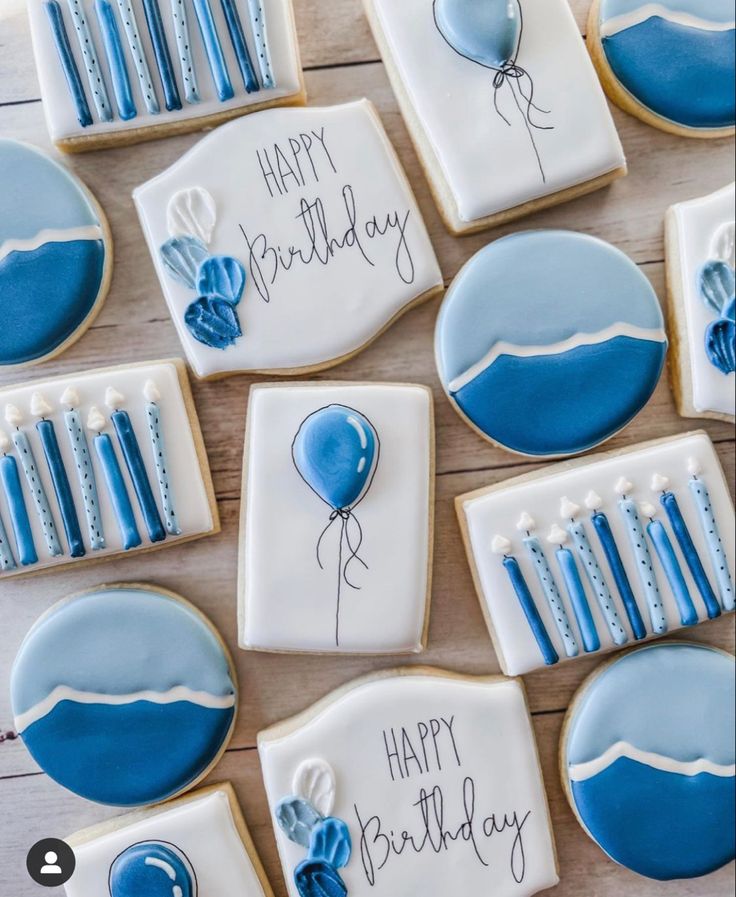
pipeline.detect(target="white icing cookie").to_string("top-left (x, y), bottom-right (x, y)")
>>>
top-left (26, 0), bottom-right (304, 151)
top-left (364, 0), bottom-right (627, 234)
top-left (238, 383), bottom-right (434, 654)
top-left (666, 183), bottom-right (735, 422)
top-left (258, 668), bottom-right (559, 897)
top-left (65, 784), bottom-right (273, 895)
top-left (457, 431), bottom-right (735, 675)
top-left (134, 100), bottom-right (443, 378)
top-left (0, 360), bottom-right (217, 577)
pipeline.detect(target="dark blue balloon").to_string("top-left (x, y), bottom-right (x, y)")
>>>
top-left (292, 405), bottom-right (379, 511)
top-left (109, 842), bottom-right (195, 897)
top-left (294, 860), bottom-right (347, 897)
top-left (197, 256), bottom-right (246, 306)
top-left (184, 296), bottom-right (242, 349)
top-left (434, 0), bottom-right (521, 70)
top-left (308, 818), bottom-right (352, 869)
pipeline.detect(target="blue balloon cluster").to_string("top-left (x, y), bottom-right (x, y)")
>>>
top-left (109, 842), bottom-right (196, 897)
top-left (160, 235), bottom-right (246, 350)
top-left (700, 259), bottom-right (736, 374)
top-left (275, 796), bottom-right (352, 897)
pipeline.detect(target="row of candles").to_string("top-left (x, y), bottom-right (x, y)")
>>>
top-left (45, 0), bottom-right (275, 129)
top-left (493, 460), bottom-right (734, 666)
top-left (0, 380), bottom-right (181, 572)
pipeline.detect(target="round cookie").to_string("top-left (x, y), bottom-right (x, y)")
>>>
top-left (10, 584), bottom-right (236, 807)
top-left (434, 230), bottom-right (668, 458)
top-left (561, 642), bottom-right (736, 881)
top-left (0, 139), bottom-right (112, 369)
top-left (587, 0), bottom-right (736, 138)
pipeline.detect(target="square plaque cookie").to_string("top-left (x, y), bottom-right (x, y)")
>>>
top-left (0, 360), bottom-right (218, 578)
top-left (258, 668), bottom-right (559, 897)
top-left (134, 100), bottom-right (443, 379)
top-left (239, 383), bottom-right (434, 654)
top-left (64, 784), bottom-right (273, 895)
top-left (27, 0), bottom-right (305, 151)
top-left (457, 431), bottom-right (735, 676)
top-left (364, 0), bottom-right (627, 234)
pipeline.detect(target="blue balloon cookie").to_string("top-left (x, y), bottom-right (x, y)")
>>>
top-left (109, 842), bottom-right (196, 897)
top-left (435, 230), bottom-right (667, 457)
top-left (563, 643), bottom-right (735, 880)
top-left (0, 139), bottom-right (111, 367)
top-left (10, 585), bottom-right (236, 806)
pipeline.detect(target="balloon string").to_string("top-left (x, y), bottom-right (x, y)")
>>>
top-left (492, 63), bottom-right (551, 183)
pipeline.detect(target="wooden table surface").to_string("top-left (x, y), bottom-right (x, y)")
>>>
top-left (1, 1), bottom-right (734, 894)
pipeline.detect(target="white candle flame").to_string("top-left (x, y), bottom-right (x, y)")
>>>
top-left (492, 535), bottom-right (512, 555)
top-left (651, 473), bottom-right (670, 492)
top-left (615, 477), bottom-right (633, 496)
top-left (60, 386), bottom-right (81, 409)
top-left (105, 387), bottom-right (125, 410)
top-left (560, 497), bottom-right (580, 520)
top-left (516, 512), bottom-right (535, 533)
top-left (87, 406), bottom-right (106, 433)
top-left (30, 392), bottom-right (53, 418)
top-left (143, 379), bottom-right (161, 403)
top-left (585, 491), bottom-right (603, 512)
top-left (640, 501), bottom-right (657, 519)
top-left (4, 404), bottom-right (22, 428)
top-left (547, 524), bottom-right (568, 546)
top-left (687, 457), bottom-right (702, 477)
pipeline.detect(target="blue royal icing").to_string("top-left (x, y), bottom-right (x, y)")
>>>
top-left (161, 236), bottom-right (209, 289)
top-left (44, 0), bottom-right (93, 128)
top-left (192, 0), bottom-right (235, 101)
top-left (95, 0), bottom-right (137, 121)
top-left (109, 842), bottom-right (196, 897)
top-left (599, 0), bottom-right (735, 130)
top-left (435, 231), bottom-right (667, 457)
top-left (295, 860), bottom-right (347, 897)
top-left (93, 431), bottom-right (142, 550)
top-left (141, 0), bottom-right (183, 111)
top-left (197, 256), bottom-right (246, 305)
top-left (565, 643), bottom-right (735, 880)
top-left (276, 797), bottom-right (323, 848)
top-left (36, 418), bottom-right (85, 558)
top-left (434, 0), bottom-right (521, 71)
top-left (185, 296), bottom-right (242, 348)
top-left (220, 0), bottom-right (260, 93)
top-left (308, 818), bottom-right (352, 869)
top-left (0, 455), bottom-right (37, 566)
top-left (10, 586), bottom-right (236, 806)
top-left (646, 517), bottom-right (699, 627)
top-left (111, 409), bottom-right (166, 543)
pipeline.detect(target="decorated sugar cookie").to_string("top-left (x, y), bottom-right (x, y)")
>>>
top-left (435, 231), bottom-right (667, 457)
top-left (25, 0), bottom-right (305, 151)
top-left (0, 139), bottom-right (112, 368)
top-left (259, 669), bottom-right (559, 897)
top-left (239, 383), bottom-right (434, 654)
top-left (363, 0), bottom-right (626, 234)
top-left (666, 183), bottom-right (735, 422)
top-left (0, 360), bottom-right (218, 578)
top-left (456, 431), bottom-right (735, 675)
top-left (11, 585), bottom-right (237, 806)
top-left (65, 784), bottom-right (273, 895)
top-left (588, 0), bottom-right (736, 138)
top-left (562, 643), bottom-right (736, 880)
top-left (134, 101), bottom-right (443, 378)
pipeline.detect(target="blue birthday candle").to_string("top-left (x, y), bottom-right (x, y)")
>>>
top-left (65, 0), bottom-right (113, 121)
top-left (141, 0), bottom-right (183, 110)
top-left (493, 535), bottom-right (559, 666)
top-left (44, 0), bottom-right (93, 126)
top-left (547, 524), bottom-right (600, 654)
top-left (586, 490), bottom-right (646, 640)
top-left (95, 0), bottom-right (137, 119)
top-left (652, 473), bottom-right (721, 620)
top-left (247, 0), bottom-right (274, 88)
top-left (170, 0), bottom-right (201, 103)
top-left (688, 458), bottom-right (734, 612)
top-left (0, 430), bottom-right (37, 567)
top-left (192, 0), bottom-right (235, 100)
top-left (60, 387), bottom-right (105, 551)
top-left (641, 501), bottom-right (698, 627)
top-left (220, 0), bottom-right (259, 92)
top-left (115, 0), bottom-right (160, 114)
top-left (143, 380), bottom-right (181, 536)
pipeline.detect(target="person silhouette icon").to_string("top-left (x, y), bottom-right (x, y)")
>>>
top-left (40, 851), bottom-right (62, 875)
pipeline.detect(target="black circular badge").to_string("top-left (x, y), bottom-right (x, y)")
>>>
top-left (26, 838), bottom-right (76, 887)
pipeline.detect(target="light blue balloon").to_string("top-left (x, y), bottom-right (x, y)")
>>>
top-left (109, 842), bottom-right (196, 897)
top-left (434, 0), bottom-right (522, 70)
top-left (292, 405), bottom-right (379, 511)
top-left (276, 796), bottom-right (322, 848)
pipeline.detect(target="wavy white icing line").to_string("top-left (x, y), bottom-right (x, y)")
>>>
top-left (449, 324), bottom-right (667, 393)
top-left (569, 741), bottom-right (736, 782)
top-left (601, 5), bottom-right (735, 37)
top-left (0, 225), bottom-right (104, 264)
top-left (15, 684), bottom-right (236, 731)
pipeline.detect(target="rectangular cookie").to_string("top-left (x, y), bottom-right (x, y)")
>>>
top-left (26, 0), bottom-right (305, 151)
top-left (0, 359), bottom-right (218, 577)
top-left (456, 431), bottom-right (735, 675)
top-left (364, 0), bottom-right (627, 234)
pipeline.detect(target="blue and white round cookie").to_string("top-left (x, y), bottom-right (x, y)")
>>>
top-left (562, 642), bottom-right (736, 880)
top-left (10, 585), bottom-right (236, 807)
top-left (0, 139), bottom-right (112, 368)
top-left (434, 230), bottom-right (667, 457)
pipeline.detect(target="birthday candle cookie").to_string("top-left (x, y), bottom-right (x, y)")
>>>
top-left (11, 584), bottom-right (237, 806)
top-left (561, 642), bottom-right (736, 880)
top-left (666, 183), bottom-right (735, 422)
top-left (0, 359), bottom-right (218, 578)
top-left (456, 431), bottom-right (734, 676)
top-left (259, 668), bottom-right (559, 897)
top-left (239, 382), bottom-right (434, 655)
top-left (0, 139), bottom-right (112, 370)
top-left (587, 0), bottom-right (736, 139)
top-left (435, 231), bottom-right (667, 458)
top-left (64, 784), bottom-right (273, 895)
top-left (25, 0), bottom-right (305, 151)
top-left (363, 0), bottom-right (626, 235)
top-left (134, 101), bottom-right (443, 379)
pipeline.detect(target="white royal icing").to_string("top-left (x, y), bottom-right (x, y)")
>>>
top-left (568, 740), bottom-right (736, 782)
top-left (239, 383), bottom-right (433, 654)
top-left (65, 788), bottom-right (268, 896)
top-left (369, 0), bottom-right (625, 226)
top-left (259, 671), bottom-right (559, 897)
top-left (668, 183), bottom-right (735, 418)
top-left (134, 100), bottom-right (443, 378)
top-left (457, 432), bottom-right (735, 675)
top-left (292, 758), bottom-right (336, 817)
